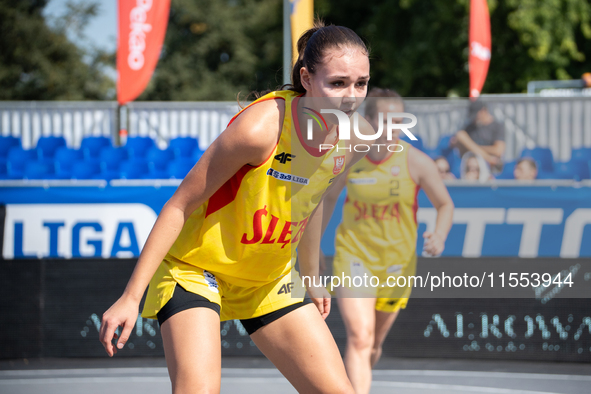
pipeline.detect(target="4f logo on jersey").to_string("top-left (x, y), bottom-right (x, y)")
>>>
top-left (277, 282), bottom-right (294, 294)
top-left (274, 152), bottom-right (295, 164)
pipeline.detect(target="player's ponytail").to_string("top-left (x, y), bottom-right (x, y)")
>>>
top-left (287, 21), bottom-right (369, 94)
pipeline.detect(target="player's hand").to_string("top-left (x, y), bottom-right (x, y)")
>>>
top-left (306, 285), bottom-right (332, 320)
top-left (99, 294), bottom-right (140, 357)
top-left (422, 231), bottom-right (445, 257)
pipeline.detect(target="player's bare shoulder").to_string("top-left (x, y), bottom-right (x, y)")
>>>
top-left (222, 97), bottom-right (285, 165)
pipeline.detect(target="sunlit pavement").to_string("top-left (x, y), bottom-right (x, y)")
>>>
top-left (1, 357), bottom-right (589, 394)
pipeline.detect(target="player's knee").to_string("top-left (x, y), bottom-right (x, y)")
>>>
top-left (347, 325), bottom-right (374, 350)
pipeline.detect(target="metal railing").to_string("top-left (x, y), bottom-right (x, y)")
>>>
top-left (2, 96), bottom-right (590, 162)
top-left (125, 101), bottom-right (240, 150)
top-left (0, 101), bottom-right (117, 149)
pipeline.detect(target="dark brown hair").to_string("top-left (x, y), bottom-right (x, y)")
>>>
top-left (364, 87), bottom-right (403, 120)
top-left (288, 21), bottom-right (369, 93)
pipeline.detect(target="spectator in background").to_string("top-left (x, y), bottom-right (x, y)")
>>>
top-left (461, 152), bottom-right (492, 182)
top-left (452, 100), bottom-right (505, 172)
top-left (514, 157), bottom-right (538, 181)
top-left (434, 156), bottom-right (456, 180)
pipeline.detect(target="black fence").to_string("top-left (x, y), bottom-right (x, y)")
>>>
top-left (1, 257), bottom-right (590, 362)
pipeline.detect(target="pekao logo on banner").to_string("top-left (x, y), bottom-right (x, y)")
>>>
top-left (304, 109), bottom-right (418, 153)
top-left (3, 204), bottom-right (157, 259)
top-left (128, 0), bottom-right (154, 70)
top-left (470, 41), bottom-right (491, 62)
top-left (117, 0), bottom-right (170, 104)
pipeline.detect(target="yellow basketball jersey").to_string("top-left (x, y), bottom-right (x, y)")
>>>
top-left (334, 140), bottom-right (419, 275)
top-left (164, 90), bottom-right (346, 288)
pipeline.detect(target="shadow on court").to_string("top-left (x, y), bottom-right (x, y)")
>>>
top-left (1, 357), bottom-right (590, 394)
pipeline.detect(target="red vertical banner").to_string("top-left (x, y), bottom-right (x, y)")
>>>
top-left (117, 0), bottom-right (171, 105)
top-left (469, 0), bottom-right (491, 97)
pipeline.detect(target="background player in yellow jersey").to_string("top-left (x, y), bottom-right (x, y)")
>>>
top-left (323, 88), bottom-right (454, 394)
top-left (99, 23), bottom-right (377, 394)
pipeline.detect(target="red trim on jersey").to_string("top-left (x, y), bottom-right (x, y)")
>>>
top-left (292, 95), bottom-right (335, 157)
top-left (205, 165), bottom-right (252, 218)
top-left (412, 184), bottom-right (420, 224)
top-left (226, 97), bottom-right (284, 127)
top-left (206, 95), bottom-right (285, 218)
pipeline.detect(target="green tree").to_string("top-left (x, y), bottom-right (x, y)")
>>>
top-left (140, 0), bottom-right (283, 101)
top-left (0, 0), bottom-right (114, 100)
top-left (317, 0), bottom-right (591, 96)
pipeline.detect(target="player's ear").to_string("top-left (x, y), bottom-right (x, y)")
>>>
top-left (300, 67), bottom-right (312, 91)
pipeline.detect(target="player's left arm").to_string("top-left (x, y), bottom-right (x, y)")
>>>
top-left (410, 149), bottom-right (454, 256)
top-left (299, 200), bottom-right (331, 319)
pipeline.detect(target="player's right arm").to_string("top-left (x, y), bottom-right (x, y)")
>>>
top-left (99, 99), bottom-right (284, 356)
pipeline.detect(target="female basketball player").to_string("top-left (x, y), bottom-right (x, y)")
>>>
top-left (323, 89), bottom-right (454, 394)
top-left (100, 23), bottom-right (373, 393)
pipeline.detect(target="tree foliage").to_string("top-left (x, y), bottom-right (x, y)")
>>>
top-left (0, 0), bottom-right (114, 100)
top-left (2, 0), bottom-right (590, 100)
top-left (140, 0), bottom-right (283, 101)
top-left (316, 0), bottom-right (591, 96)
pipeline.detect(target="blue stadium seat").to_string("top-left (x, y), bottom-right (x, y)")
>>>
top-left (55, 147), bottom-right (83, 177)
top-left (571, 147), bottom-right (591, 162)
top-left (169, 137), bottom-right (199, 159)
top-left (0, 136), bottom-right (20, 157)
top-left (125, 136), bottom-right (155, 159)
top-left (562, 160), bottom-right (590, 180)
top-left (168, 158), bottom-right (195, 179)
top-left (445, 149), bottom-right (462, 179)
top-left (0, 159), bottom-right (7, 177)
top-left (520, 147), bottom-right (554, 173)
top-left (100, 147), bottom-right (129, 171)
top-left (147, 147), bottom-right (175, 171)
top-left (536, 171), bottom-right (556, 180)
top-left (399, 134), bottom-right (424, 151)
top-left (36, 136), bottom-right (66, 159)
top-left (142, 170), bottom-right (170, 179)
top-left (71, 161), bottom-right (101, 179)
top-left (495, 160), bottom-right (516, 180)
top-left (552, 162), bottom-right (578, 180)
top-left (24, 161), bottom-right (55, 179)
top-left (422, 148), bottom-right (441, 160)
top-left (81, 136), bottom-right (111, 159)
top-left (120, 159), bottom-right (150, 179)
top-left (576, 160), bottom-right (591, 180)
top-left (7, 147), bottom-right (37, 179)
top-left (437, 135), bottom-right (454, 157)
top-left (93, 170), bottom-right (121, 181)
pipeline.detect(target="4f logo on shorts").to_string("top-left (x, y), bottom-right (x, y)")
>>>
top-left (333, 156), bottom-right (345, 175)
top-left (277, 282), bottom-right (294, 294)
top-left (274, 152), bottom-right (295, 164)
top-left (203, 270), bottom-right (219, 293)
